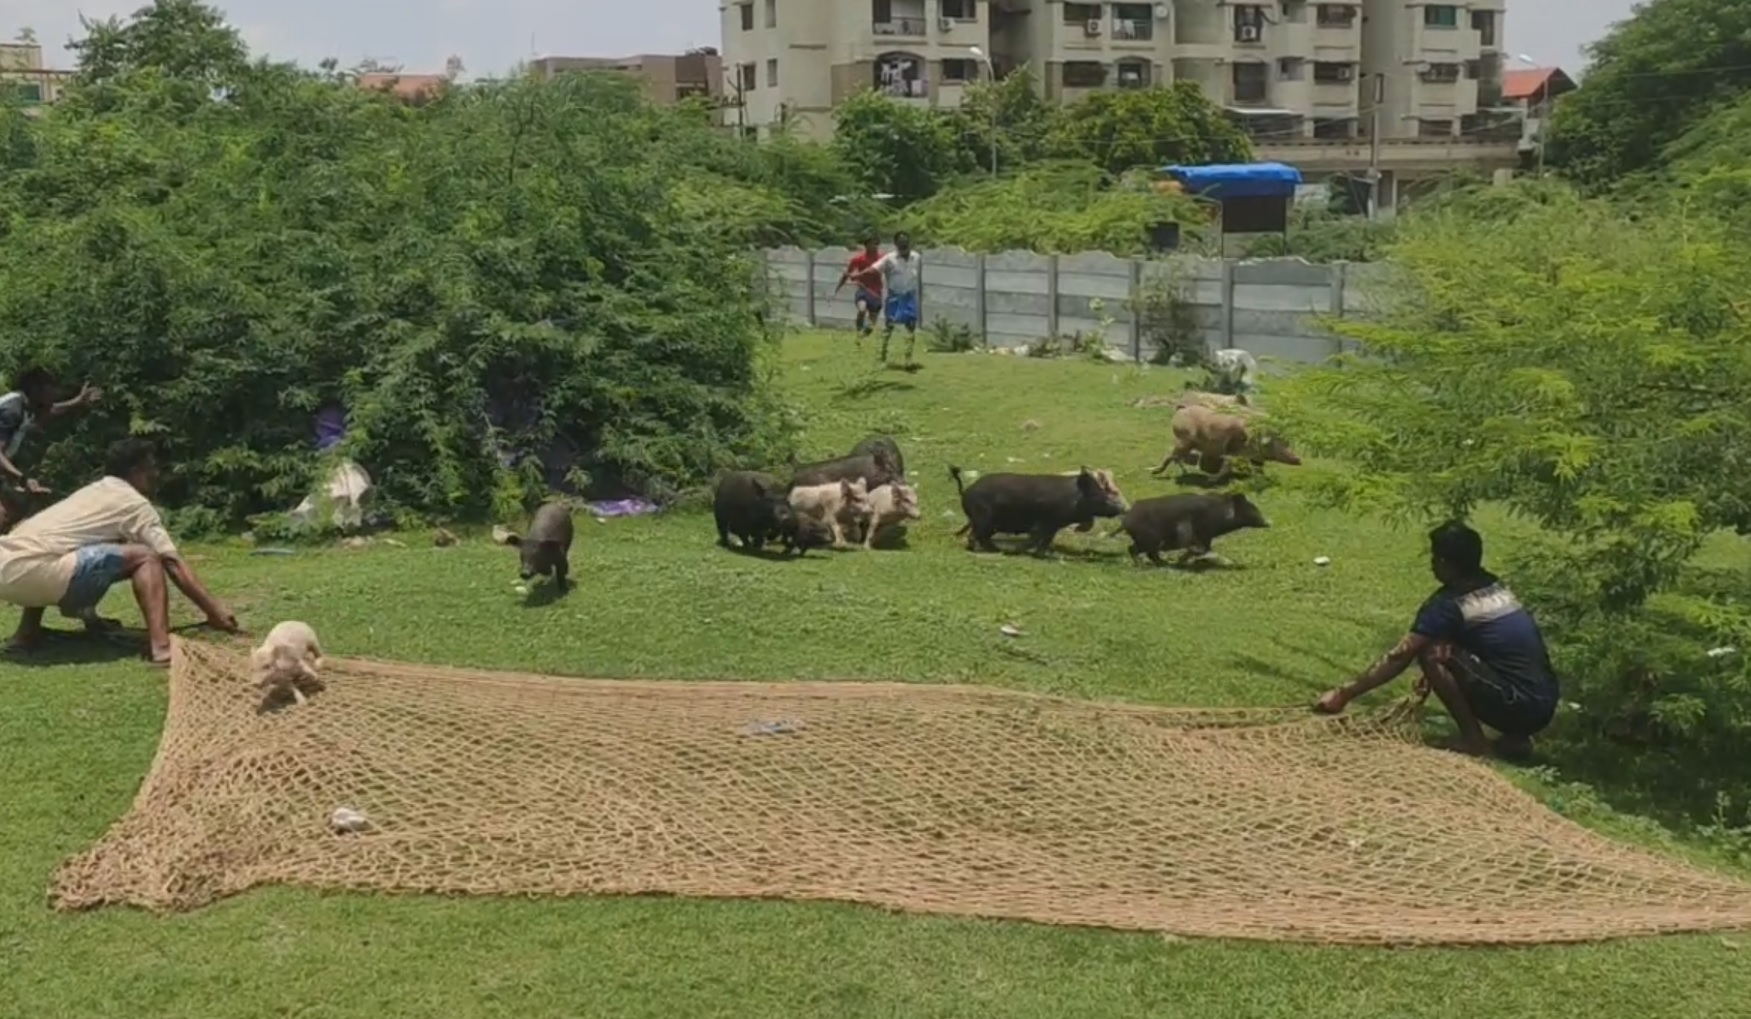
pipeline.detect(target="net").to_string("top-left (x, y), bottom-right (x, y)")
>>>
top-left (50, 638), bottom-right (1751, 946)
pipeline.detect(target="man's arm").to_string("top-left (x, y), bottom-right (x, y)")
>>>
top-left (164, 557), bottom-right (237, 630)
top-left (1320, 633), bottom-right (1432, 709)
top-left (45, 382), bottom-right (99, 418)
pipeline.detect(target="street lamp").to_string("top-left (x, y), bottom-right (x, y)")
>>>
top-left (968, 45), bottom-right (998, 176)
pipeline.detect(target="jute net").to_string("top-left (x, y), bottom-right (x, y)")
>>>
top-left (50, 639), bottom-right (1751, 945)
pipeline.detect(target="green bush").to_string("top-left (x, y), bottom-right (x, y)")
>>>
top-left (0, 13), bottom-right (795, 526)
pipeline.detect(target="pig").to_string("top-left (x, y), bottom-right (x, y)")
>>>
top-left (950, 465), bottom-right (1129, 555)
top-left (252, 620), bottom-right (325, 709)
top-left (504, 501), bottom-right (574, 590)
top-left (856, 482), bottom-right (921, 549)
top-left (1152, 403), bottom-right (1301, 481)
top-left (714, 470), bottom-right (796, 552)
top-left (1112, 492), bottom-right (1270, 566)
top-left (790, 447), bottom-right (900, 490)
top-left (1175, 388), bottom-right (1249, 410)
top-left (848, 435), bottom-right (906, 479)
top-left (788, 478), bottom-right (873, 549)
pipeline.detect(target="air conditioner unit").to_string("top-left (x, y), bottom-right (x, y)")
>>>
top-left (1085, 19), bottom-right (1103, 36)
top-left (939, 16), bottom-right (953, 31)
top-left (1238, 24), bottom-right (1261, 42)
top-left (1154, 3), bottom-right (1170, 18)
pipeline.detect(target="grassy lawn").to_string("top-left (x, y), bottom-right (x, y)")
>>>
top-left (5, 332), bottom-right (1751, 1018)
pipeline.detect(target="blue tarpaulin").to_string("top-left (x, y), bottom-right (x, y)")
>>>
top-left (1159, 162), bottom-right (1303, 201)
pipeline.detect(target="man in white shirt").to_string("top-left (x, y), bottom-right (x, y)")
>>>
top-left (0, 438), bottom-right (238, 665)
top-left (857, 231), bottom-right (923, 369)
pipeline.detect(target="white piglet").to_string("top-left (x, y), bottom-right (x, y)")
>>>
top-left (252, 620), bottom-right (326, 709)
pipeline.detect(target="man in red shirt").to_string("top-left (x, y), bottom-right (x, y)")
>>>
top-left (834, 235), bottom-right (884, 338)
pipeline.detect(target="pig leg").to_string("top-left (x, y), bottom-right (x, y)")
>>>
top-left (715, 513), bottom-right (733, 548)
top-left (828, 516), bottom-right (849, 549)
top-left (554, 557), bottom-right (569, 592)
top-left (1028, 523), bottom-right (1061, 556)
top-left (1151, 439), bottom-right (1195, 476)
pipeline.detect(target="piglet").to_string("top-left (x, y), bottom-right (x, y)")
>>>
top-left (860, 481), bottom-right (921, 549)
top-left (252, 620), bottom-right (325, 710)
top-left (1113, 492), bottom-right (1269, 567)
top-left (505, 501), bottom-right (575, 591)
top-left (788, 478), bottom-right (872, 549)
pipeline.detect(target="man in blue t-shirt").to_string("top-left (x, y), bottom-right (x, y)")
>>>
top-left (1313, 520), bottom-right (1559, 759)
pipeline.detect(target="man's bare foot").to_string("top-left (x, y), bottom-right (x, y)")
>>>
top-left (1312, 689), bottom-right (1349, 715)
top-left (146, 646), bottom-right (172, 667)
top-left (1433, 735), bottom-right (1490, 757)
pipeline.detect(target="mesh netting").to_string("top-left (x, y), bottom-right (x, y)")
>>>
top-left (49, 638), bottom-right (1751, 945)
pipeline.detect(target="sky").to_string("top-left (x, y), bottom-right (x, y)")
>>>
top-left (9, 1), bottom-right (1639, 78)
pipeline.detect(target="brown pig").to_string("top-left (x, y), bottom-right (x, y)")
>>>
top-left (1153, 403), bottom-right (1301, 481)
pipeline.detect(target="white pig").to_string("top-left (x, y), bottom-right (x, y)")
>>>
top-left (252, 620), bottom-right (325, 708)
top-left (788, 479), bottom-right (872, 549)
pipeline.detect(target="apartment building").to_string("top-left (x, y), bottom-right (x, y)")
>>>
top-left (721, 0), bottom-right (1517, 180)
top-left (1, 40), bottom-right (69, 109)
top-left (530, 49), bottom-right (723, 106)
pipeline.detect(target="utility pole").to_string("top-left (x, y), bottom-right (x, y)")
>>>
top-left (1365, 72), bottom-right (1384, 220)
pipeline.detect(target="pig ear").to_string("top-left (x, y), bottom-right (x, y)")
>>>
top-left (750, 477), bottom-right (769, 497)
top-left (503, 532), bottom-right (523, 546)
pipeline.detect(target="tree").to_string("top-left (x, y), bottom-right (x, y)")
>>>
top-left (1270, 190), bottom-right (1751, 784)
top-left (66, 0), bottom-right (250, 90)
top-left (1046, 83), bottom-right (1252, 176)
top-left (902, 161), bottom-right (1202, 255)
top-left (829, 89), bottom-right (965, 204)
top-left (946, 65), bottom-right (1056, 174)
top-left (1547, 0), bottom-right (1751, 191)
top-left (0, 8), bottom-right (795, 526)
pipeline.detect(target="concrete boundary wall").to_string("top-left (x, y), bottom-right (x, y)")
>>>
top-left (759, 247), bottom-right (1400, 364)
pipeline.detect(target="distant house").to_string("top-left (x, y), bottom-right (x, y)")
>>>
top-left (355, 72), bottom-right (448, 105)
top-left (1, 42), bottom-right (71, 110)
top-left (1503, 67), bottom-right (1577, 161)
top-left (528, 50), bottom-right (722, 106)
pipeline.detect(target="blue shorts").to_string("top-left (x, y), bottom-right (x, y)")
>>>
top-left (58, 543), bottom-right (129, 613)
top-left (885, 291), bottom-right (919, 328)
top-left (854, 287), bottom-right (882, 312)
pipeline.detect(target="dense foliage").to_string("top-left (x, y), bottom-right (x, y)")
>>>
top-left (0, 1), bottom-right (796, 526)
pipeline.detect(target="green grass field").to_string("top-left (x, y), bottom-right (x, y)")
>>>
top-left (5, 333), bottom-right (1751, 1018)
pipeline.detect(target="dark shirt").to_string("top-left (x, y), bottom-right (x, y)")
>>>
top-left (1411, 573), bottom-right (1558, 704)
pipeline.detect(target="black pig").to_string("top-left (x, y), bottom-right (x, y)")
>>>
top-left (949, 465), bottom-right (1129, 555)
top-left (714, 470), bottom-right (796, 552)
top-left (848, 435), bottom-right (906, 479)
top-left (791, 448), bottom-right (899, 490)
top-left (505, 501), bottom-right (575, 590)
top-left (1113, 492), bottom-right (1269, 566)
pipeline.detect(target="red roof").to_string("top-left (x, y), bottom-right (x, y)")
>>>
top-left (356, 73), bottom-right (446, 100)
top-left (1503, 67), bottom-right (1574, 102)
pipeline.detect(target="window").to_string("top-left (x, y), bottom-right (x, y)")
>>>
top-left (766, 58), bottom-right (778, 87)
top-left (941, 0), bottom-right (977, 19)
top-left (1277, 57), bottom-right (1304, 80)
top-left (1316, 4), bottom-right (1355, 28)
top-left (1064, 3), bottom-right (1101, 24)
top-left (1417, 118), bottom-right (1454, 138)
top-left (875, 53), bottom-right (926, 97)
top-left (1419, 62), bottom-right (1460, 83)
top-left (1281, 1), bottom-right (1306, 23)
top-left (1062, 61), bottom-right (1108, 88)
top-left (941, 58), bottom-right (976, 82)
top-left (1313, 62), bottom-right (1354, 84)
top-left (1470, 10), bottom-right (1497, 46)
top-left (737, 62), bottom-right (756, 91)
top-left (764, 0), bottom-right (776, 28)
top-left (1234, 5), bottom-right (1265, 43)
top-left (1232, 62), bottom-right (1268, 103)
top-left (1423, 5), bottom-right (1458, 28)
top-left (3, 82), bottom-right (44, 104)
top-left (739, 2), bottom-right (753, 31)
top-left (1463, 59), bottom-right (1481, 79)
top-left (1116, 60), bottom-right (1150, 88)
top-left (1312, 117), bottom-right (1354, 140)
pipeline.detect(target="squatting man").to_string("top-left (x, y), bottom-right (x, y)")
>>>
top-left (0, 438), bottom-right (239, 665)
top-left (1314, 521), bottom-right (1560, 759)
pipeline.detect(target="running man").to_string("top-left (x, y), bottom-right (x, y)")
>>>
top-left (0, 438), bottom-right (238, 664)
top-left (834, 234), bottom-right (884, 338)
top-left (0, 367), bottom-right (102, 533)
top-left (864, 232), bottom-right (923, 369)
top-left (1313, 521), bottom-right (1559, 759)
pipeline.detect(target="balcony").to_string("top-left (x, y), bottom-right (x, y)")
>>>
top-left (1113, 4), bottom-right (1155, 42)
top-left (875, 53), bottom-right (928, 99)
top-left (1252, 136), bottom-right (1520, 173)
top-left (1314, 3), bottom-right (1356, 29)
top-left (872, 0), bottom-right (928, 38)
top-left (1116, 59), bottom-right (1152, 88)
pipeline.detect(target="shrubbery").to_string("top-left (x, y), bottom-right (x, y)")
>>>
top-left (0, 9), bottom-right (799, 527)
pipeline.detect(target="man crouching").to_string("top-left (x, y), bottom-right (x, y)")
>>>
top-left (1313, 520), bottom-right (1559, 759)
top-left (0, 438), bottom-right (238, 665)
